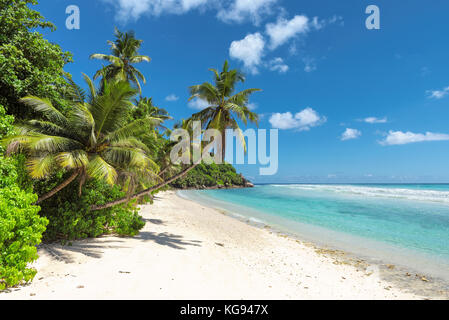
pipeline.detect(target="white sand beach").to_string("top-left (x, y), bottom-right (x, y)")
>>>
top-left (1, 191), bottom-right (447, 300)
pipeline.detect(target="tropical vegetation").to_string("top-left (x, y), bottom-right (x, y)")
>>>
top-left (0, 0), bottom-right (260, 290)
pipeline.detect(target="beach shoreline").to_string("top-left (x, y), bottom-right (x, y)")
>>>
top-left (1, 191), bottom-right (447, 300)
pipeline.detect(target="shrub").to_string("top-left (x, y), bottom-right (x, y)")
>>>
top-left (0, 104), bottom-right (48, 290)
top-left (0, 180), bottom-right (48, 290)
top-left (171, 162), bottom-right (245, 189)
top-left (37, 178), bottom-right (145, 242)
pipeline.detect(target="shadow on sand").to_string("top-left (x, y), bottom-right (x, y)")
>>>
top-left (135, 231), bottom-right (202, 250)
top-left (40, 222), bottom-right (202, 263)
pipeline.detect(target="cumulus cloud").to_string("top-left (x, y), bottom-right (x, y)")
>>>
top-left (102, 0), bottom-right (210, 22)
top-left (427, 86), bottom-right (449, 99)
top-left (188, 97), bottom-right (209, 110)
top-left (229, 32), bottom-right (265, 74)
top-left (268, 57), bottom-right (288, 73)
top-left (227, 13), bottom-right (343, 74)
top-left (165, 94), bottom-right (179, 102)
top-left (363, 117), bottom-right (388, 124)
top-left (380, 131), bottom-right (449, 146)
top-left (266, 15), bottom-right (309, 50)
top-left (269, 107), bottom-right (326, 131)
top-left (217, 0), bottom-right (278, 25)
top-left (341, 128), bottom-right (361, 141)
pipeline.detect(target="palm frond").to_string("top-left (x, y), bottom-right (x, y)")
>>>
top-left (26, 155), bottom-right (56, 179)
top-left (55, 150), bottom-right (89, 170)
top-left (20, 96), bottom-right (68, 126)
top-left (87, 155), bottom-right (117, 185)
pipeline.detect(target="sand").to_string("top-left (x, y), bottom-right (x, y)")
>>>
top-left (1, 191), bottom-right (447, 300)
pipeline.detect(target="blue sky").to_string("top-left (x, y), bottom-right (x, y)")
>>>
top-left (36, 0), bottom-right (449, 183)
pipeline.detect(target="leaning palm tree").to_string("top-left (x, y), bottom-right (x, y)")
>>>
top-left (90, 62), bottom-right (261, 211)
top-left (188, 60), bottom-right (260, 160)
top-left (90, 28), bottom-right (151, 95)
top-left (4, 77), bottom-right (159, 203)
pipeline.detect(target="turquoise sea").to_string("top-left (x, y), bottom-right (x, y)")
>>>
top-left (179, 184), bottom-right (449, 280)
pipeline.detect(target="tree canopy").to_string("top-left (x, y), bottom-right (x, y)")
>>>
top-left (0, 0), bottom-right (72, 119)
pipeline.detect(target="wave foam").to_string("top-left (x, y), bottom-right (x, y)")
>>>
top-left (272, 184), bottom-right (449, 204)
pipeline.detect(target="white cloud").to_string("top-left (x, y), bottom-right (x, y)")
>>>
top-left (269, 107), bottom-right (326, 131)
top-left (380, 131), bottom-right (449, 146)
top-left (217, 0), bottom-right (277, 25)
top-left (303, 57), bottom-right (316, 72)
top-left (227, 13), bottom-right (343, 74)
top-left (341, 128), bottom-right (361, 141)
top-left (229, 32), bottom-right (265, 74)
top-left (427, 86), bottom-right (449, 99)
top-left (104, 0), bottom-right (281, 24)
top-left (247, 102), bottom-right (258, 110)
top-left (266, 15), bottom-right (309, 50)
top-left (268, 57), bottom-right (288, 73)
top-left (165, 94), bottom-right (179, 102)
top-left (103, 0), bottom-right (210, 22)
top-left (188, 97), bottom-right (209, 110)
top-left (363, 117), bottom-right (388, 124)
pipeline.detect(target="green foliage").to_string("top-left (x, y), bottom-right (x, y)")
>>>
top-left (36, 178), bottom-right (145, 242)
top-left (171, 163), bottom-right (245, 189)
top-left (0, 104), bottom-right (14, 141)
top-left (6, 79), bottom-right (159, 194)
top-left (0, 104), bottom-right (47, 290)
top-left (0, 0), bottom-right (73, 119)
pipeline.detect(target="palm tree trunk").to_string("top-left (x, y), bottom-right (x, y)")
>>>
top-left (221, 130), bottom-right (226, 163)
top-left (158, 167), bottom-right (169, 178)
top-left (90, 163), bottom-right (199, 211)
top-left (36, 171), bottom-right (79, 204)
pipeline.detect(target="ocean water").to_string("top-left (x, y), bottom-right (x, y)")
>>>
top-left (179, 184), bottom-right (449, 280)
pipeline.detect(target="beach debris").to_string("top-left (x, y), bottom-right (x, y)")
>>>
top-left (30, 293), bottom-right (36, 296)
top-left (386, 264), bottom-right (395, 270)
top-left (421, 277), bottom-right (429, 282)
top-left (215, 243), bottom-right (225, 247)
top-left (76, 285), bottom-right (84, 289)
top-left (119, 271), bottom-right (131, 274)
top-left (406, 273), bottom-right (411, 277)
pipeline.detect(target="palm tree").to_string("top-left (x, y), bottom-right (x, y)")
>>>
top-left (90, 61), bottom-right (261, 211)
top-left (4, 76), bottom-right (159, 203)
top-left (131, 97), bottom-right (172, 131)
top-left (188, 60), bottom-right (260, 160)
top-left (90, 28), bottom-right (151, 95)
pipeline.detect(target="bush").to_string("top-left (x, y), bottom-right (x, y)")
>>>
top-left (37, 178), bottom-right (145, 242)
top-left (0, 104), bottom-right (48, 290)
top-left (0, 180), bottom-right (48, 290)
top-left (171, 162), bottom-right (245, 189)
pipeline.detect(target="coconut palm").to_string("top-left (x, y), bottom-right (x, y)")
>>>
top-left (90, 62), bottom-right (261, 211)
top-left (89, 118), bottom-right (198, 211)
top-left (188, 60), bottom-right (260, 160)
top-left (90, 28), bottom-right (151, 95)
top-left (4, 77), bottom-right (160, 203)
top-left (131, 97), bottom-right (172, 132)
